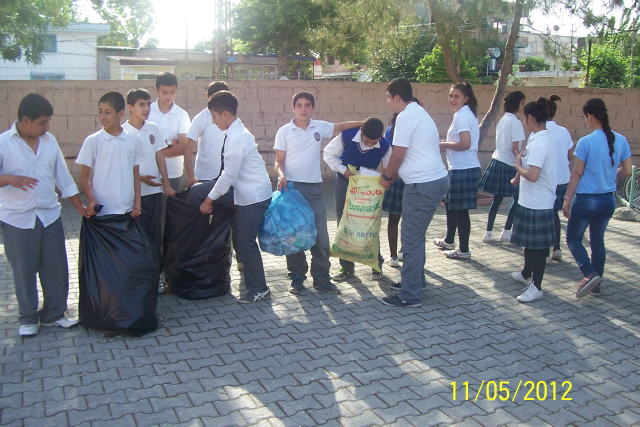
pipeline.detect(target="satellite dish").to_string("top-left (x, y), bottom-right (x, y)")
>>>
top-left (553, 25), bottom-right (560, 31)
top-left (492, 47), bottom-right (501, 58)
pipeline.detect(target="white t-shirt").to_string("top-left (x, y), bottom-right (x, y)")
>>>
top-left (546, 121), bottom-right (574, 185)
top-left (76, 128), bottom-right (145, 215)
top-left (123, 121), bottom-right (168, 197)
top-left (393, 102), bottom-right (448, 184)
top-left (273, 118), bottom-right (334, 183)
top-left (148, 101), bottom-right (191, 179)
top-left (493, 113), bottom-right (526, 167)
top-left (445, 105), bottom-right (481, 170)
top-left (186, 108), bottom-right (225, 181)
top-left (518, 129), bottom-right (558, 210)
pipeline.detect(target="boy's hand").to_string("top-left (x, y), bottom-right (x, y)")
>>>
top-left (164, 184), bottom-right (177, 198)
top-left (344, 170), bottom-right (354, 179)
top-left (131, 203), bottom-right (142, 219)
top-left (187, 176), bottom-right (198, 188)
top-left (277, 176), bottom-right (288, 191)
top-left (86, 203), bottom-right (98, 217)
top-left (200, 197), bottom-right (214, 214)
top-left (76, 204), bottom-right (90, 218)
top-left (140, 175), bottom-right (163, 187)
top-left (8, 175), bottom-right (39, 191)
top-left (379, 177), bottom-right (391, 189)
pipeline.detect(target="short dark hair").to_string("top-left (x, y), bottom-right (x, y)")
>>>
top-left (208, 90), bottom-right (238, 116)
top-left (126, 88), bottom-right (151, 106)
top-left (361, 117), bottom-right (385, 140)
top-left (387, 78), bottom-right (413, 103)
top-left (523, 97), bottom-right (548, 124)
top-left (207, 81), bottom-right (229, 97)
top-left (155, 72), bottom-right (178, 89)
top-left (503, 91), bottom-right (526, 114)
top-left (292, 91), bottom-right (315, 108)
top-left (18, 93), bottom-right (53, 121)
top-left (99, 92), bottom-right (126, 112)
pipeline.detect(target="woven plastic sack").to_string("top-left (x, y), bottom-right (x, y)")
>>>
top-left (259, 183), bottom-right (316, 256)
top-left (330, 174), bottom-right (385, 272)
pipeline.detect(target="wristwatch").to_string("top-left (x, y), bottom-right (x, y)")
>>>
top-left (382, 173), bottom-right (392, 181)
top-left (166, 139), bottom-right (173, 147)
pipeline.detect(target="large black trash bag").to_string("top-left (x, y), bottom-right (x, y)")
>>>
top-left (163, 189), bottom-right (235, 299)
top-left (79, 214), bottom-right (160, 335)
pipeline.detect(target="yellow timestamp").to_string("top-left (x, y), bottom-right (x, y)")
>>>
top-left (451, 380), bottom-right (573, 402)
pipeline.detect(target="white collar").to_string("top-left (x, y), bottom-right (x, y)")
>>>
top-left (352, 129), bottom-right (380, 149)
top-left (290, 117), bottom-right (317, 131)
top-left (9, 121), bottom-right (50, 143)
top-left (100, 128), bottom-right (128, 140)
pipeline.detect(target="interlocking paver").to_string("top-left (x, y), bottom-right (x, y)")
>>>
top-left (1, 189), bottom-right (640, 426)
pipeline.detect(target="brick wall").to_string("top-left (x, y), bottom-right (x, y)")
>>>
top-left (0, 80), bottom-right (638, 184)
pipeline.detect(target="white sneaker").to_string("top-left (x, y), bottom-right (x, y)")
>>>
top-left (511, 271), bottom-right (532, 286)
top-left (158, 283), bottom-right (167, 294)
top-left (552, 249), bottom-right (562, 260)
top-left (397, 250), bottom-right (403, 261)
top-left (517, 283), bottom-right (543, 303)
top-left (546, 256), bottom-right (552, 265)
top-left (500, 229), bottom-right (512, 242)
top-left (19, 324), bottom-right (38, 336)
top-left (41, 316), bottom-right (79, 328)
top-left (444, 249), bottom-right (471, 259)
top-left (387, 256), bottom-right (399, 267)
top-left (237, 262), bottom-right (244, 271)
top-left (433, 238), bottom-right (455, 250)
top-left (483, 231), bottom-right (500, 242)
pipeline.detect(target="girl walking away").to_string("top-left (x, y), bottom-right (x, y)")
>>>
top-left (545, 95), bottom-right (574, 264)
top-left (510, 98), bottom-right (558, 303)
top-left (435, 82), bottom-right (481, 260)
top-left (382, 113), bottom-right (404, 267)
top-left (479, 91), bottom-right (526, 243)
top-left (564, 98), bottom-right (632, 298)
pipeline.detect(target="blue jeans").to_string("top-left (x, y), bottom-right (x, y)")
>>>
top-left (565, 192), bottom-right (616, 278)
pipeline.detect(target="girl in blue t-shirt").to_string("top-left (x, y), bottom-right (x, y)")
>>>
top-left (563, 98), bottom-right (633, 298)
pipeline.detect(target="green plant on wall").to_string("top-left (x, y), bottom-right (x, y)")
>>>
top-left (518, 56), bottom-right (550, 71)
top-left (416, 45), bottom-right (480, 83)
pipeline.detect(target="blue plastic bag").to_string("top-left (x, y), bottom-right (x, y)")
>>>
top-left (259, 183), bottom-right (317, 256)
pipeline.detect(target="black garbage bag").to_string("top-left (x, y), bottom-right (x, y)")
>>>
top-left (79, 214), bottom-right (160, 335)
top-left (163, 189), bottom-right (234, 299)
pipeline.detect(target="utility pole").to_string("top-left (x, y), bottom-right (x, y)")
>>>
top-left (631, 18), bottom-right (636, 89)
top-left (585, 37), bottom-right (592, 87)
top-left (184, 16), bottom-right (189, 79)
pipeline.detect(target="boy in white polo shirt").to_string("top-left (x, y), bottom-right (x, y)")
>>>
top-left (199, 91), bottom-right (273, 304)
top-left (123, 88), bottom-right (175, 293)
top-left (1, 94), bottom-right (87, 337)
top-left (76, 92), bottom-right (144, 218)
top-left (274, 91), bottom-right (362, 294)
top-left (148, 72), bottom-right (191, 192)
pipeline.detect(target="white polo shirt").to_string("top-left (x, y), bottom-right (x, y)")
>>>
top-left (186, 108), bottom-right (225, 181)
top-left (76, 128), bottom-right (145, 215)
top-left (207, 118), bottom-right (273, 206)
top-left (493, 113), bottom-right (526, 167)
top-left (518, 129), bottom-right (558, 210)
top-left (123, 120), bottom-right (168, 197)
top-left (0, 123), bottom-right (79, 229)
top-left (546, 121), bottom-right (574, 185)
top-left (393, 102), bottom-right (448, 184)
top-left (148, 101), bottom-right (191, 179)
top-left (273, 118), bottom-right (335, 183)
top-left (445, 105), bottom-right (481, 170)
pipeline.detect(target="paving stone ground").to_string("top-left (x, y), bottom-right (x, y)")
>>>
top-left (1, 184), bottom-right (640, 427)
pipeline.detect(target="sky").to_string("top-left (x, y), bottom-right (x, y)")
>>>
top-left (76, 0), bottom-right (624, 50)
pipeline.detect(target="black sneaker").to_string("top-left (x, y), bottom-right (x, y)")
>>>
top-left (389, 282), bottom-right (427, 291)
top-left (238, 287), bottom-right (270, 304)
top-left (380, 294), bottom-right (421, 308)
top-left (313, 281), bottom-right (341, 294)
top-left (289, 280), bottom-right (306, 294)
top-left (591, 284), bottom-right (602, 296)
top-left (576, 272), bottom-right (602, 298)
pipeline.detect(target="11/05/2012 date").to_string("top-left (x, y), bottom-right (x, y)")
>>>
top-left (451, 380), bottom-right (572, 402)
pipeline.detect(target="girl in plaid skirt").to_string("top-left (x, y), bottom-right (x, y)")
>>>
top-left (435, 83), bottom-right (481, 260)
top-left (510, 98), bottom-right (558, 303)
top-left (479, 91), bottom-right (526, 243)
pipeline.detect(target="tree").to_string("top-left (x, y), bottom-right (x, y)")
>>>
top-left (143, 38), bottom-right (159, 49)
top-left (367, 34), bottom-right (435, 82)
top-left (90, 0), bottom-right (156, 48)
top-left (580, 42), bottom-right (628, 87)
top-left (518, 56), bottom-right (551, 71)
top-left (416, 45), bottom-right (480, 83)
top-left (0, 0), bottom-right (75, 64)
top-left (231, 0), bottom-right (327, 76)
top-left (194, 38), bottom-right (213, 51)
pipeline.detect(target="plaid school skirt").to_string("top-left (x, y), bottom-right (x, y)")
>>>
top-left (479, 159), bottom-right (518, 197)
top-left (445, 167), bottom-right (481, 210)
top-left (382, 178), bottom-right (404, 215)
top-left (554, 183), bottom-right (569, 211)
top-left (511, 205), bottom-right (555, 249)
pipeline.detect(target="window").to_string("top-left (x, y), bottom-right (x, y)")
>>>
top-left (30, 72), bottom-right (65, 80)
top-left (40, 34), bottom-right (57, 53)
top-left (524, 44), bottom-right (533, 54)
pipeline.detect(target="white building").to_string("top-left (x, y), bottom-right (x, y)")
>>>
top-left (0, 23), bottom-right (110, 80)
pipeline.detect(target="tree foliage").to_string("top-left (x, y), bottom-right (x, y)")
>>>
top-left (0, 0), bottom-right (75, 64)
top-left (580, 41), bottom-right (628, 88)
top-left (90, 0), bottom-right (156, 48)
top-left (367, 34), bottom-right (435, 82)
top-left (416, 45), bottom-right (480, 83)
top-left (518, 56), bottom-right (550, 71)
